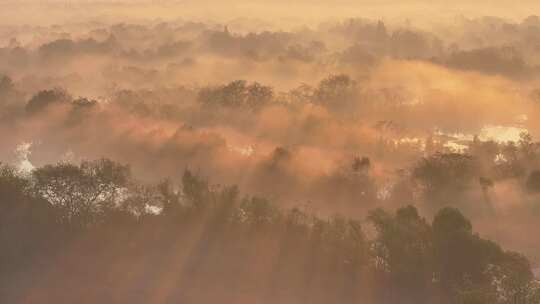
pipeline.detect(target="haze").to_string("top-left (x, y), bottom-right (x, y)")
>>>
top-left (0, 1), bottom-right (540, 303)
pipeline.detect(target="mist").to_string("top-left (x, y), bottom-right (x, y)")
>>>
top-left (1, 1), bottom-right (540, 303)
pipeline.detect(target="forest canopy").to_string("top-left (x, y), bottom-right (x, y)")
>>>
top-left (0, 159), bottom-right (538, 303)
top-left (2, 3), bottom-right (540, 303)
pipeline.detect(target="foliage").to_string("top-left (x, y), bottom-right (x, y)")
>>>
top-left (198, 80), bottom-right (274, 110)
top-left (0, 159), bottom-right (537, 304)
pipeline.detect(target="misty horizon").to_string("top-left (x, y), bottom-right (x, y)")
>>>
top-left (1, 1), bottom-right (540, 303)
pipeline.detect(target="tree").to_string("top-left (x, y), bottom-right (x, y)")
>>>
top-left (25, 88), bottom-right (72, 114)
top-left (198, 80), bottom-right (274, 110)
top-left (1, 157), bottom-right (538, 304)
top-left (0, 164), bottom-right (58, 270)
top-left (487, 252), bottom-right (535, 304)
top-left (413, 153), bottom-right (477, 207)
top-left (239, 196), bottom-right (279, 228)
top-left (32, 159), bottom-right (130, 228)
top-left (182, 169), bottom-right (211, 210)
top-left (245, 82), bottom-right (274, 109)
top-left (432, 208), bottom-right (509, 302)
top-left (368, 206), bottom-right (434, 303)
top-left (314, 74), bottom-right (358, 109)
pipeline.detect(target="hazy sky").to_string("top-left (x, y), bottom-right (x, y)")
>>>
top-left (1, 0), bottom-right (539, 27)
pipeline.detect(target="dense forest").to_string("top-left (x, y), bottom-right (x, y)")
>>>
top-left (0, 158), bottom-right (539, 303)
top-left (2, 2), bottom-right (540, 303)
